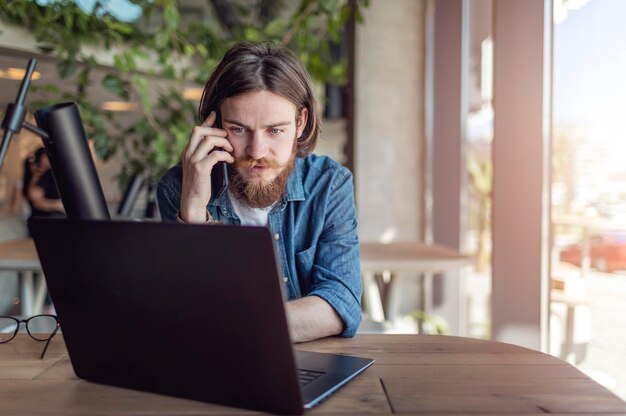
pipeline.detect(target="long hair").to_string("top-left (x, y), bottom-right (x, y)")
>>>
top-left (22, 147), bottom-right (47, 198)
top-left (198, 41), bottom-right (321, 157)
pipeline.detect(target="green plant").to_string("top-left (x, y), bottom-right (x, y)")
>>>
top-left (411, 310), bottom-right (450, 335)
top-left (467, 150), bottom-right (492, 272)
top-left (0, 0), bottom-right (368, 192)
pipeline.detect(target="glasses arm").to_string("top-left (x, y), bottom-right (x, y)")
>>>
top-left (40, 324), bottom-right (60, 360)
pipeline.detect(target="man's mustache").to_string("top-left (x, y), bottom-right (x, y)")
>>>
top-left (234, 157), bottom-right (284, 170)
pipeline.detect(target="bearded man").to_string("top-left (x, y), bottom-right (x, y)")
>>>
top-left (157, 42), bottom-right (362, 342)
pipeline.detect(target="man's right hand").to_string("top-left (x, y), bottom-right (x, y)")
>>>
top-left (180, 111), bottom-right (234, 223)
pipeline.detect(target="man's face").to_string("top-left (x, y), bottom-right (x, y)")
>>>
top-left (220, 90), bottom-right (308, 207)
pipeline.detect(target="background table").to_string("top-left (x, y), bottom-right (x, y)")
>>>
top-left (0, 238), bottom-right (46, 316)
top-left (1, 239), bottom-right (470, 322)
top-left (2, 333), bottom-right (625, 414)
top-left (360, 242), bottom-right (470, 324)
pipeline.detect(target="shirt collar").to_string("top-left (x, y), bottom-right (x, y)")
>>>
top-left (285, 157), bottom-right (305, 202)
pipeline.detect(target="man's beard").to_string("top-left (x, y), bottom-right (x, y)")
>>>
top-left (228, 151), bottom-right (296, 209)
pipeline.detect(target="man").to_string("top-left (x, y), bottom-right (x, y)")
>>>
top-left (157, 41), bottom-right (361, 342)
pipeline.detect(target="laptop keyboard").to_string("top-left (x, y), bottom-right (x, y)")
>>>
top-left (298, 369), bottom-right (324, 386)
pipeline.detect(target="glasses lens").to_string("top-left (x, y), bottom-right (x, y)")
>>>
top-left (0, 317), bottom-right (18, 343)
top-left (27, 316), bottom-right (58, 341)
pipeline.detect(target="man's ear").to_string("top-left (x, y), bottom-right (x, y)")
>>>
top-left (296, 107), bottom-right (308, 139)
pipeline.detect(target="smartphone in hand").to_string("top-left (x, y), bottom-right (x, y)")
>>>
top-left (211, 161), bottom-right (229, 195)
top-left (211, 113), bottom-right (230, 195)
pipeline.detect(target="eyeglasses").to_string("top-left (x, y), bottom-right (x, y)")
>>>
top-left (0, 314), bottom-right (60, 359)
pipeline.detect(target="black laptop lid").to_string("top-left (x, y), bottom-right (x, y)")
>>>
top-left (29, 218), bottom-right (304, 414)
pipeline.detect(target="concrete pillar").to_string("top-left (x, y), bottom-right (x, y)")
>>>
top-left (491, 0), bottom-right (552, 350)
top-left (430, 0), bottom-right (467, 336)
top-left (354, 0), bottom-right (424, 243)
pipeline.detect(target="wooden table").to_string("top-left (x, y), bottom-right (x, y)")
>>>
top-left (360, 242), bottom-right (470, 323)
top-left (2, 333), bottom-right (624, 415)
top-left (0, 238), bottom-right (46, 316)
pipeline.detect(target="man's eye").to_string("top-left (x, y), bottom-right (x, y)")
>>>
top-left (231, 127), bottom-right (245, 134)
top-left (269, 128), bottom-right (283, 135)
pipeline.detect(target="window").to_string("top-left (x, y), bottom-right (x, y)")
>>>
top-left (551, 0), bottom-right (626, 400)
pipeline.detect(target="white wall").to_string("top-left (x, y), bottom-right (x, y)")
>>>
top-left (355, 0), bottom-right (424, 243)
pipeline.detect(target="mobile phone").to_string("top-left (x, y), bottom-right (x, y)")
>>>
top-left (210, 161), bottom-right (229, 195)
top-left (210, 112), bottom-right (230, 195)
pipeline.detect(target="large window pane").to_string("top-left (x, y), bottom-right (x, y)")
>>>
top-left (464, 0), bottom-right (493, 340)
top-left (551, 0), bottom-right (626, 400)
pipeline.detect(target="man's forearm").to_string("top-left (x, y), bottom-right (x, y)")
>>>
top-left (285, 296), bottom-right (344, 343)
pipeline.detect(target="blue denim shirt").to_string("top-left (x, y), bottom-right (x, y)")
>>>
top-left (156, 154), bottom-right (362, 336)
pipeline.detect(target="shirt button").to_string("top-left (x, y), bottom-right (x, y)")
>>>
top-left (283, 277), bottom-right (288, 283)
top-left (274, 233), bottom-right (280, 240)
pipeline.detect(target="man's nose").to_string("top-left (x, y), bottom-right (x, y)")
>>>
top-left (247, 132), bottom-right (269, 159)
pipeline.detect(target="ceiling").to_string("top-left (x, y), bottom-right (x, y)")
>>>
top-left (0, 48), bottom-right (142, 117)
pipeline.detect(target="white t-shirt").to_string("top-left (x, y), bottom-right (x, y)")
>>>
top-left (227, 190), bottom-right (275, 226)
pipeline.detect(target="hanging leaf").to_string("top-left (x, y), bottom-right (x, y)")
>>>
top-left (101, 74), bottom-right (130, 100)
top-left (132, 74), bottom-right (152, 114)
top-left (57, 58), bottom-right (77, 78)
top-left (163, 5), bottom-right (180, 30)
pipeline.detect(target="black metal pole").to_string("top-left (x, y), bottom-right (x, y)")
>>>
top-left (35, 103), bottom-right (110, 220)
top-left (117, 174), bottom-right (143, 218)
top-left (1, 58), bottom-right (110, 221)
top-left (0, 59), bottom-right (38, 170)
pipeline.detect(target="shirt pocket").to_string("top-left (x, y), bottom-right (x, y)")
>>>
top-left (295, 245), bottom-right (316, 284)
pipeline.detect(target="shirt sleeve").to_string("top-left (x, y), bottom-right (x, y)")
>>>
top-left (156, 168), bottom-right (182, 223)
top-left (306, 168), bottom-right (362, 337)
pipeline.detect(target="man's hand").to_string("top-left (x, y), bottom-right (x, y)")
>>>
top-left (285, 296), bottom-right (345, 343)
top-left (180, 111), bottom-right (234, 223)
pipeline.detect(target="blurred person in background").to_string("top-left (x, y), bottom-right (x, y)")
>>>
top-left (22, 147), bottom-right (64, 221)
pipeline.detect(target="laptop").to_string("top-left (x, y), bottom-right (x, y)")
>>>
top-left (28, 218), bottom-right (374, 415)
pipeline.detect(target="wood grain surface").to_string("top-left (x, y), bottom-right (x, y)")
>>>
top-left (1, 334), bottom-right (625, 415)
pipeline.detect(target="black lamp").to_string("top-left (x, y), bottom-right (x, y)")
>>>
top-left (0, 58), bottom-right (110, 220)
